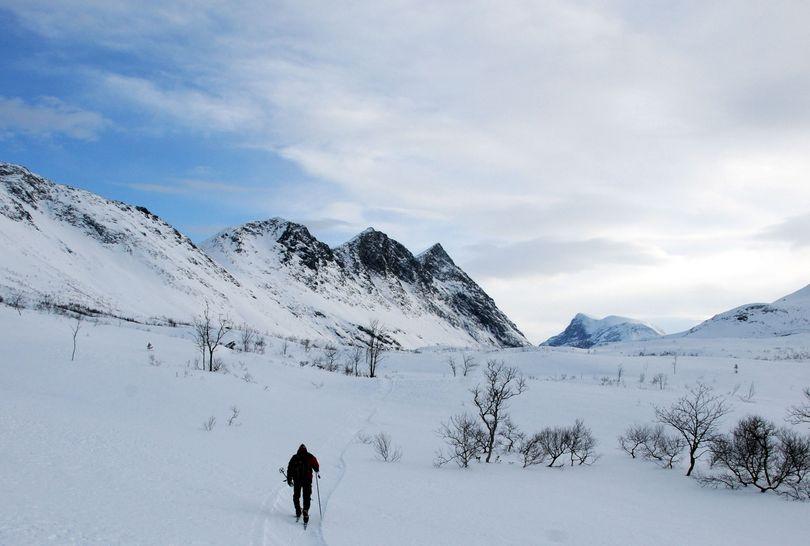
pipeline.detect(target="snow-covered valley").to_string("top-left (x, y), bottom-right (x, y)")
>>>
top-left (3, 306), bottom-right (809, 545)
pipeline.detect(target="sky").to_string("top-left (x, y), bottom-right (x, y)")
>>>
top-left (1, 1), bottom-right (810, 342)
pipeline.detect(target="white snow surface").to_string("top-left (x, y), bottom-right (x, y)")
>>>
top-left (2, 306), bottom-right (810, 545)
top-left (681, 283), bottom-right (810, 339)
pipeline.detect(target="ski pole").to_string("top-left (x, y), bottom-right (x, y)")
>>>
top-left (316, 473), bottom-right (322, 520)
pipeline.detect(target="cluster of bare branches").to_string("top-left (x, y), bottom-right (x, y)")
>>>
top-left (434, 413), bottom-right (486, 468)
top-left (447, 354), bottom-right (479, 377)
top-left (372, 432), bottom-right (403, 462)
top-left (788, 387), bottom-right (810, 425)
top-left (519, 420), bottom-right (598, 468)
top-left (700, 415), bottom-right (810, 500)
top-left (192, 302), bottom-right (232, 372)
top-left (619, 424), bottom-right (687, 469)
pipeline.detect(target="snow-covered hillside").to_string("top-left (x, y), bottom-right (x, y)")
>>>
top-left (202, 220), bottom-right (527, 349)
top-left (682, 284), bottom-right (810, 339)
top-left (542, 313), bottom-right (664, 348)
top-left (0, 163), bottom-right (527, 349)
top-left (2, 306), bottom-right (809, 545)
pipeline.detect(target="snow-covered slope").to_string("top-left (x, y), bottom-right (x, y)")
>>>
top-left (681, 284), bottom-right (810, 338)
top-left (0, 163), bottom-right (528, 349)
top-left (201, 221), bottom-right (528, 348)
top-left (542, 313), bottom-right (664, 348)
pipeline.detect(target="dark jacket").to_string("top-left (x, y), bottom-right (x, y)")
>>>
top-left (287, 445), bottom-right (319, 485)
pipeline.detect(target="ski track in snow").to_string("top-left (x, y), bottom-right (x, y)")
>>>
top-left (250, 377), bottom-right (394, 546)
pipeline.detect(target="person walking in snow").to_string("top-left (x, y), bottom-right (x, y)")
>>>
top-left (286, 444), bottom-right (320, 524)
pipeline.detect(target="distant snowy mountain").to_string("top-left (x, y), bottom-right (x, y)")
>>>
top-left (202, 220), bottom-right (528, 348)
top-left (542, 313), bottom-right (664, 348)
top-left (0, 163), bottom-right (528, 349)
top-left (681, 284), bottom-right (810, 338)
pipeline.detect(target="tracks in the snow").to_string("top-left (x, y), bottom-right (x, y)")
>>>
top-left (250, 376), bottom-right (393, 546)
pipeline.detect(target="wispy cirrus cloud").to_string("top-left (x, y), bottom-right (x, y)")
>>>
top-left (0, 96), bottom-right (109, 140)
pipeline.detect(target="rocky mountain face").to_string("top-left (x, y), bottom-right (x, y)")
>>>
top-left (680, 284), bottom-right (810, 338)
top-left (0, 163), bottom-right (528, 349)
top-left (542, 313), bottom-right (663, 348)
top-left (203, 223), bottom-right (529, 348)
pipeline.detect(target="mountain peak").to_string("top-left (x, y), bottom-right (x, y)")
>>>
top-left (543, 313), bottom-right (663, 348)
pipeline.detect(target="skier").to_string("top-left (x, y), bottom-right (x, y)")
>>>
top-left (286, 444), bottom-right (320, 524)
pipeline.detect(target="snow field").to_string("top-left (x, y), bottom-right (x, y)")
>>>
top-left (2, 307), bottom-right (810, 545)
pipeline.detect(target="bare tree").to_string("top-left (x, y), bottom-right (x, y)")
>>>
top-left (324, 345), bottom-right (339, 372)
top-left (435, 413), bottom-right (485, 468)
top-left (239, 324), bottom-right (256, 353)
top-left (70, 315), bottom-right (83, 361)
top-left (202, 416), bottom-right (216, 431)
top-left (655, 383), bottom-right (730, 476)
top-left (349, 346), bottom-right (363, 376)
top-left (702, 415), bottom-right (810, 498)
top-left (461, 354), bottom-right (479, 377)
top-left (280, 339), bottom-right (289, 357)
top-left (372, 432), bottom-right (403, 462)
top-left (446, 356), bottom-right (457, 377)
top-left (192, 302), bottom-right (232, 372)
top-left (363, 320), bottom-right (388, 378)
top-left (471, 360), bottom-right (527, 462)
top-left (788, 387), bottom-right (810, 425)
top-left (8, 293), bottom-right (24, 316)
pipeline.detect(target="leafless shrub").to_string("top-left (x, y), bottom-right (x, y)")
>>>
top-left (280, 339), bottom-right (289, 357)
top-left (302, 339), bottom-right (311, 353)
top-left (567, 419), bottom-right (598, 466)
top-left (788, 387), bottom-right (810, 425)
top-left (435, 413), bottom-right (485, 468)
top-left (471, 360), bottom-right (527, 462)
top-left (461, 354), bottom-right (478, 376)
top-left (70, 315), bottom-right (83, 361)
top-left (619, 424), bottom-right (654, 459)
top-left (446, 356), bottom-right (457, 377)
top-left (227, 406), bottom-right (240, 426)
top-left (497, 417), bottom-right (523, 454)
top-left (239, 324), bottom-right (256, 352)
top-left (372, 432), bottom-right (403, 462)
top-left (737, 382), bottom-right (756, 403)
top-left (323, 345), bottom-right (339, 372)
top-left (202, 416), bottom-right (216, 431)
top-left (701, 415), bottom-right (810, 499)
top-left (535, 426), bottom-right (571, 467)
top-left (656, 383), bottom-right (730, 476)
top-left (254, 337), bottom-right (266, 354)
top-left (651, 373), bottom-right (668, 390)
top-left (518, 432), bottom-right (546, 467)
top-left (242, 372), bottom-right (253, 383)
top-left (349, 346), bottom-right (363, 376)
top-left (8, 293), bottom-right (24, 315)
top-left (639, 425), bottom-right (687, 469)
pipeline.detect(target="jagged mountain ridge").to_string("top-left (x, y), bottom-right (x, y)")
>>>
top-left (542, 313), bottom-right (664, 348)
top-left (0, 162), bottom-right (528, 348)
top-left (202, 220), bottom-right (528, 348)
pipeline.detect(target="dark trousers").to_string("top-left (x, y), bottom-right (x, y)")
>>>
top-left (293, 482), bottom-right (312, 514)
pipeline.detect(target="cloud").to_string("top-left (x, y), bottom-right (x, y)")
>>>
top-left (0, 96), bottom-right (108, 140)
top-left (463, 237), bottom-right (664, 279)
top-left (5, 1), bottom-right (810, 340)
top-left (758, 214), bottom-right (810, 248)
